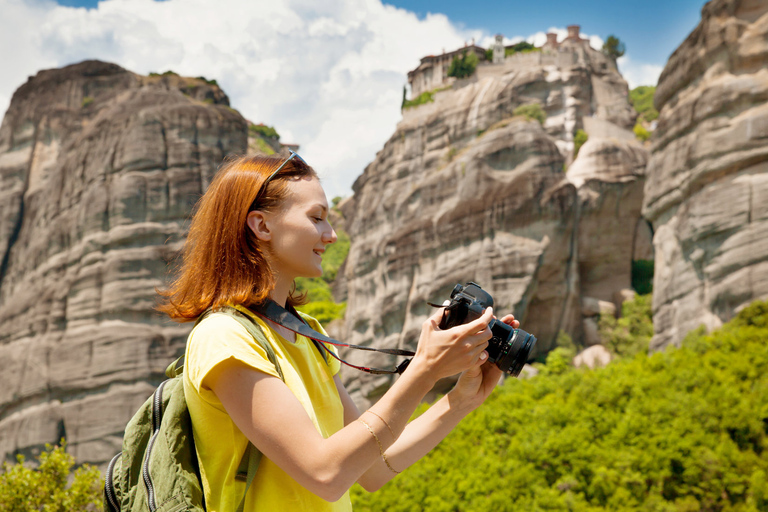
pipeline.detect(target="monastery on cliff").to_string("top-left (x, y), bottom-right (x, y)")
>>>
top-left (408, 25), bottom-right (613, 97)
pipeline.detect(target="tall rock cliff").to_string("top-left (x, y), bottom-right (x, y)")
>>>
top-left (0, 61), bottom-right (246, 465)
top-left (643, 0), bottom-right (768, 349)
top-left (339, 43), bottom-right (649, 406)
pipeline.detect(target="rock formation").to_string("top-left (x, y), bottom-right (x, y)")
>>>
top-left (338, 41), bottom-right (648, 407)
top-left (0, 60), bottom-right (247, 465)
top-left (643, 0), bottom-right (768, 349)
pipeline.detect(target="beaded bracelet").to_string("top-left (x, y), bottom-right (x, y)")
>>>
top-left (357, 419), bottom-right (400, 474)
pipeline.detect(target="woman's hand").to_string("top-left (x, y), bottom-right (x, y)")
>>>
top-left (448, 314), bottom-right (520, 411)
top-left (408, 306), bottom-right (494, 382)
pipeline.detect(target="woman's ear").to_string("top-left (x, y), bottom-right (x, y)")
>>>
top-left (247, 210), bottom-right (272, 241)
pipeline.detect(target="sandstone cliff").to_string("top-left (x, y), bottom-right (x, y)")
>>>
top-left (0, 60), bottom-right (247, 465)
top-left (644, 0), bottom-right (768, 349)
top-left (339, 44), bottom-right (649, 406)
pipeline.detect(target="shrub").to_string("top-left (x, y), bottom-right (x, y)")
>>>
top-left (633, 122), bottom-right (650, 142)
top-left (251, 137), bottom-right (276, 156)
top-left (513, 103), bottom-right (546, 125)
top-left (598, 293), bottom-right (653, 358)
top-left (403, 90), bottom-right (435, 109)
top-left (0, 441), bottom-right (102, 511)
top-left (629, 86), bottom-right (658, 123)
top-left (573, 129), bottom-right (588, 158)
top-left (447, 51), bottom-right (478, 79)
top-left (249, 123), bottom-right (280, 140)
top-left (195, 76), bottom-right (218, 86)
top-left (352, 299), bottom-right (768, 512)
top-left (81, 96), bottom-right (94, 108)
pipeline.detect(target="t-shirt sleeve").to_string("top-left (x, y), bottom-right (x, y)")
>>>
top-left (185, 313), bottom-right (280, 397)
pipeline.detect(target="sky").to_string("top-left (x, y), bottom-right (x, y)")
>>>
top-left (1, 0), bottom-right (708, 199)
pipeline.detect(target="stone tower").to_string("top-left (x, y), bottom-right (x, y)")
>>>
top-left (493, 34), bottom-right (505, 64)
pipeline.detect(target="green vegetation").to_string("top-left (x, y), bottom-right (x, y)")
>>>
top-left (0, 441), bottom-right (102, 511)
top-left (403, 90), bottom-right (437, 109)
top-left (485, 41), bottom-right (539, 61)
top-left (195, 76), bottom-right (218, 86)
top-left (447, 50), bottom-right (479, 79)
top-left (252, 137), bottom-right (276, 155)
top-left (634, 123), bottom-right (651, 142)
top-left (573, 129), bottom-right (589, 158)
top-left (513, 103), bottom-right (546, 126)
top-left (352, 299), bottom-right (768, 512)
top-left (631, 259), bottom-right (654, 295)
top-left (295, 226), bottom-right (350, 325)
top-left (249, 123), bottom-right (280, 140)
top-left (81, 96), bottom-right (94, 108)
top-left (629, 86), bottom-right (659, 123)
top-left (602, 35), bottom-right (626, 60)
top-left (149, 70), bottom-right (179, 77)
top-left (598, 293), bottom-right (653, 358)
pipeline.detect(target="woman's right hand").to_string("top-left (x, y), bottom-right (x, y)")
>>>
top-left (408, 306), bottom-right (494, 381)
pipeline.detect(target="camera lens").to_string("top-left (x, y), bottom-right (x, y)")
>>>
top-left (488, 320), bottom-right (536, 377)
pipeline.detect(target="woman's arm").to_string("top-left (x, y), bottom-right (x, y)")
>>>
top-left (209, 307), bottom-right (494, 502)
top-left (352, 314), bottom-right (518, 491)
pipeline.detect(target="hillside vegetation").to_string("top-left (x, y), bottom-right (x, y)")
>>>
top-left (352, 300), bottom-right (768, 512)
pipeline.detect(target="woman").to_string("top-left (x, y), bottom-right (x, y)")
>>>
top-left (158, 152), bottom-right (519, 511)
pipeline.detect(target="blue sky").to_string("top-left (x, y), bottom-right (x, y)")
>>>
top-left (2, 0), bottom-right (709, 198)
top-left (386, 0), bottom-right (707, 65)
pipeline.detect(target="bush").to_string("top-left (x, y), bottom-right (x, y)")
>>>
top-left (195, 76), bottom-right (218, 86)
top-left (403, 90), bottom-right (435, 109)
top-left (513, 103), bottom-right (546, 125)
top-left (447, 51), bottom-right (479, 79)
top-left (249, 123), bottom-right (280, 140)
top-left (573, 129), bottom-right (588, 158)
top-left (0, 441), bottom-right (102, 511)
top-left (81, 96), bottom-right (94, 108)
top-left (352, 299), bottom-right (768, 511)
top-left (629, 86), bottom-right (658, 123)
top-left (633, 123), bottom-right (650, 142)
top-left (598, 293), bottom-right (653, 358)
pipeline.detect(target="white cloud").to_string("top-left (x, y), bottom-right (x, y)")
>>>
top-left (617, 55), bottom-right (664, 89)
top-left (0, 1), bottom-right (661, 197)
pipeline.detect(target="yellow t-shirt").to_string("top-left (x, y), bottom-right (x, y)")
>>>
top-left (183, 305), bottom-right (353, 512)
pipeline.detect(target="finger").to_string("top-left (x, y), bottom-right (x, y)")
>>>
top-left (427, 306), bottom-right (447, 328)
top-left (462, 307), bottom-right (493, 335)
top-left (500, 314), bottom-right (520, 329)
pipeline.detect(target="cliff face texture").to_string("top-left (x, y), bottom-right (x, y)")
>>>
top-left (0, 61), bottom-right (246, 465)
top-left (644, 0), bottom-right (768, 349)
top-left (339, 45), bottom-right (648, 406)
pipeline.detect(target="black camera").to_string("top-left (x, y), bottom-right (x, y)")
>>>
top-left (439, 282), bottom-right (536, 377)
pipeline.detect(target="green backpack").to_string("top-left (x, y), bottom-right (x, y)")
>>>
top-left (103, 306), bottom-right (286, 512)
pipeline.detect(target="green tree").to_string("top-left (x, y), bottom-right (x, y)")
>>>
top-left (602, 35), bottom-right (626, 59)
top-left (447, 51), bottom-right (478, 79)
top-left (633, 123), bottom-right (650, 142)
top-left (598, 293), bottom-right (653, 357)
top-left (0, 442), bottom-right (102, 511)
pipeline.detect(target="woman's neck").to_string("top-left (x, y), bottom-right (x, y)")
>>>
top-left (269, 276), bottom-right (293, 307)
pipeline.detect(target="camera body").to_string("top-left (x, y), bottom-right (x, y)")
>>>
top-left (439, 282), bottom-right (536, 377)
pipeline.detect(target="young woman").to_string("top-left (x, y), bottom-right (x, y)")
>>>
top-left (158, 152), bottom-right (519, 511)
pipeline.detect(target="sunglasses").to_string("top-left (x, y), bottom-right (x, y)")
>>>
top-left (249, 150), bottom-right (307, 211)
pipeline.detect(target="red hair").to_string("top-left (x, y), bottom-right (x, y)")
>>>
top-left (157, 154), bottom-right (317, 321)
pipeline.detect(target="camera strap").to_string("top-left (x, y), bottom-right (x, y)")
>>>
top-left (248, 299), bottom-right (415, 375)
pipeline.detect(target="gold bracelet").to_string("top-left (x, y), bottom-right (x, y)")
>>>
top-left (365, 410), bottom-right (396, 441)
top-left (357, 419), bottom-right (400, 474)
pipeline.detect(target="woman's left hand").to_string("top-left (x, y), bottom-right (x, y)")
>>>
top-left (448, 314), bottom-right (520, 411)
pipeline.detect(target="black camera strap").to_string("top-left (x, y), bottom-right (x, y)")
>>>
top-left (248, 299), bottom-right (415, 375)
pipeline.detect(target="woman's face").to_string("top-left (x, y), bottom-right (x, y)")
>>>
top-left (251, 176), bottom-right (337, 281)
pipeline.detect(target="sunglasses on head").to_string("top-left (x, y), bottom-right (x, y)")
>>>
top-left (249, 150), bottom-right (307, 211)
